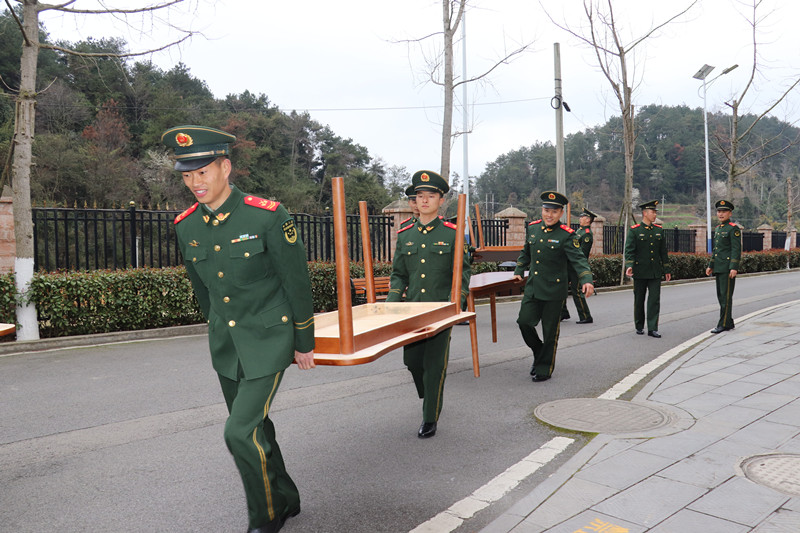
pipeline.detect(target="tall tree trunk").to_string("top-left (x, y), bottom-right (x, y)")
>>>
top-left (440, 1), bottom-right (459, 181)
top-left (12, 0), bottom-right (40, 340)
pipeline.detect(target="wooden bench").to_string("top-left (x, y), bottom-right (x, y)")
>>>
top-left (351, 276), bottom-right (392, 304)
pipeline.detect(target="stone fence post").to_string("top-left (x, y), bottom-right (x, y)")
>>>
top-left (590, 216), bottom-right (605, 256)
top-left (689, 222), bottom-right (707, 254)
top-left (0, 194), bottom-right (14, 273)
top-left (494, 207), bottom-right (528, 248)
top-left (382, 199), bottom-right (413, 261)
top-left (757, 223), bottom-right (773, 250)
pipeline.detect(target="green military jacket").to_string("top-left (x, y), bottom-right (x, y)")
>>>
top-left (387, 216), bottom-right (471, 306)
top-left (624, 223), bottom-right (670, 279)
top-left (576, 225), bottom-right (593, 259)
top-left (708, 222), bottom-right (742, 274)
top-left (514, 220), bottom-right (593, 301)
top-left (174, 185), bottom-right (315, 380)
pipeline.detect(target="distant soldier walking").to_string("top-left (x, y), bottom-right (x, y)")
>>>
top-left (513, 192), bottom-right (594, 382)
top-left (705, 200), bottom-right (741, 333)
top-left (565, 208), bottom-right (596, 324)
top-left (624, 200), bottom-right (671, 338)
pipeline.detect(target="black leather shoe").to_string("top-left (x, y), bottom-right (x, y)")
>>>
top-left (648, 331), bottom-right (661, 338)
top-left (531, 374), bottom-right (551, 382)
top-left (418, 421), bottom-right (437, 438)
top-left (576, 318), bottom-right (593, 324)
top-left (710, 326), bottom-right (725, 334)
top-left (247, 517), bottom-right (284, 533)
top-left (636, 329), bottom-right (644, 335)
top-left (560, 315), bottom-right (570, 321)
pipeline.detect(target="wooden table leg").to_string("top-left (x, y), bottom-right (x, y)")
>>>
top-left (467, 293), bottom-right (480, 377)
top-left (490, 293), bottom-right (498, 343)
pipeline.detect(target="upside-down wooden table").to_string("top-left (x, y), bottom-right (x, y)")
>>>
top-left (311, 177), bottom-right (481, 377)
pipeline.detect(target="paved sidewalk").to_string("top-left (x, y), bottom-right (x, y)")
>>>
top-left (481, 300), bottom-right (800, 533)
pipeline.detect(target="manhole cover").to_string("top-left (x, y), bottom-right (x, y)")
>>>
top-left (534, 398), bottom-right (678, 435)
top-left (739, 454), bottom-right (800, 497)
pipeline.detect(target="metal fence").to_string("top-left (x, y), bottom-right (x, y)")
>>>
top-left (33, 204), bottom-right (183, 271)
top-left (472, 218), bottom-right (508, 247)
top-left (32, 205), bottom-right (400, 271)
top-left (771, 231), bottom-right (788, 249)
top-left (742, 231), bottom-right (763, 252)
top-left (293, 213), bottom-right (394, 262)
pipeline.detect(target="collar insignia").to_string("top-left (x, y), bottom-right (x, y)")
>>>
top-left (188, 240), bottom-right (199, 247)
top-left (202, 215), bottom-right (210, 224)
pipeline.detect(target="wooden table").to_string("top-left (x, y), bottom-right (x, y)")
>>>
top-left (467, 271), bottom-right (527, 343)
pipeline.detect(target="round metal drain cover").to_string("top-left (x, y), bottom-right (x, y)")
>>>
top-left (534, 398), bottom-right (677, 435)
top-left (739, 454), bottom-right (800, 497)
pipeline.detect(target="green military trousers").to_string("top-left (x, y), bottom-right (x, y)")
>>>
top-left (403, 328), bottom-right (452, 424)
top-left (633, 278), bottom-right (662, 332)
top-left (218, 369), bottom-right (300, 530)
top-left (566, 268), bottom-right (592, 322)
top-left (517, 297), bottom-right (563, 378)
top-left (715, 274), bottom-right (736, 329)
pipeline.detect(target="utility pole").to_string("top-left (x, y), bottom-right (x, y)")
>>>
top-left (554, 43), bottom-right (568, 222)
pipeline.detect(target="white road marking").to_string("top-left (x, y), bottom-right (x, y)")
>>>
top-left (408, 436), bottom-right (574, 533)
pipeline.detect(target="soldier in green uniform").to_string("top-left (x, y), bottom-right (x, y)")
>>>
top-left (564, 208), bottom-right (596, 324)
top-left (402, 184), bottom-right (420, 226)
top-left (513, 192), bottom-right (594, 382)
top-left (387, 170), bottom-right (471, 439)
top-left (705, 200), bottom-right (741, 333)
top-left (164, 125), bottom-right (314, 533)
top-left (624, 200), bottom-right (671, 338)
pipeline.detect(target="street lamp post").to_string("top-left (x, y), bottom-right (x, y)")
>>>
top-left (693, 63), bottom-right (739, 253)
top-left (693, 64), bottom-right (715, 253)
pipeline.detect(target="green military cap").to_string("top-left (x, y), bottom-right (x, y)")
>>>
top-left (540, 191), bottom-right (568, 209)
top-left (161, 125), bottom-right (236, 171)
top-left (579, 207), bottom-right (598, 219)
top-left (638, 199), bottom-right (659, 211)
top-left (405, 184), bottom-right (417, 199)
top-left (412, 170), bottom-right (449, 194)
top-left (715, 199), bottom-right (734, 211)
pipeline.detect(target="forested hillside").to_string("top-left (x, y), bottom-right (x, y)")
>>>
top-left (0, 8), bottom-right (399, 214)
top-left (476, 104), bottom-right (800, 229)
top-left (2, 8), bottom-right (798, 229)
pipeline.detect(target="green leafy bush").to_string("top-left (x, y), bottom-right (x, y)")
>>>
top-left (3, 250), bottom-right (797, 339)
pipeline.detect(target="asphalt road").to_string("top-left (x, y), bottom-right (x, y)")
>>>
top-left (2, 270), bottom-right (799, 533)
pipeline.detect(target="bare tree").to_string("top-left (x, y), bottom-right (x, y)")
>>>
top-left (6, 0), bottom-right (197, 339)
top-left (398, 1), bottom-right (532, 181)
top-left (543, 0), bottom-right (696, 283)
top-left (711, 0), bottom-right (800, 198)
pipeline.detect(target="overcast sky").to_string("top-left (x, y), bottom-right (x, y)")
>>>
top-left (40, 0), bottom-right (800, 188)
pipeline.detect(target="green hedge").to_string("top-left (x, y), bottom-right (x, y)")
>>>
top-left (0, 250), bottom-right (797, 339)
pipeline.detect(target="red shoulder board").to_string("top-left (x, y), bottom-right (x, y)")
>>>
top-left (398, 223), bottom-right (414, 234)
top-left (585, 228), bottom-right (591, 234)
top-left (400, 216), bottom-right (412, 225)
top-left (529, 219), bottom-right (543, 226)
top-left (443, 221), bottom-right (457, 229)
top-left (631, 223), bottom-right (640, 229)
top-left (654, 224), bottom-right (663, 228)
top-left (560, 224), bottom-right (575, 233)
top-left (244, 196), bottom-right (280, 211)
top-left (728, 222), bottom-right (737, 226)
top-left (174, 203), bottom-right (198, 224)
